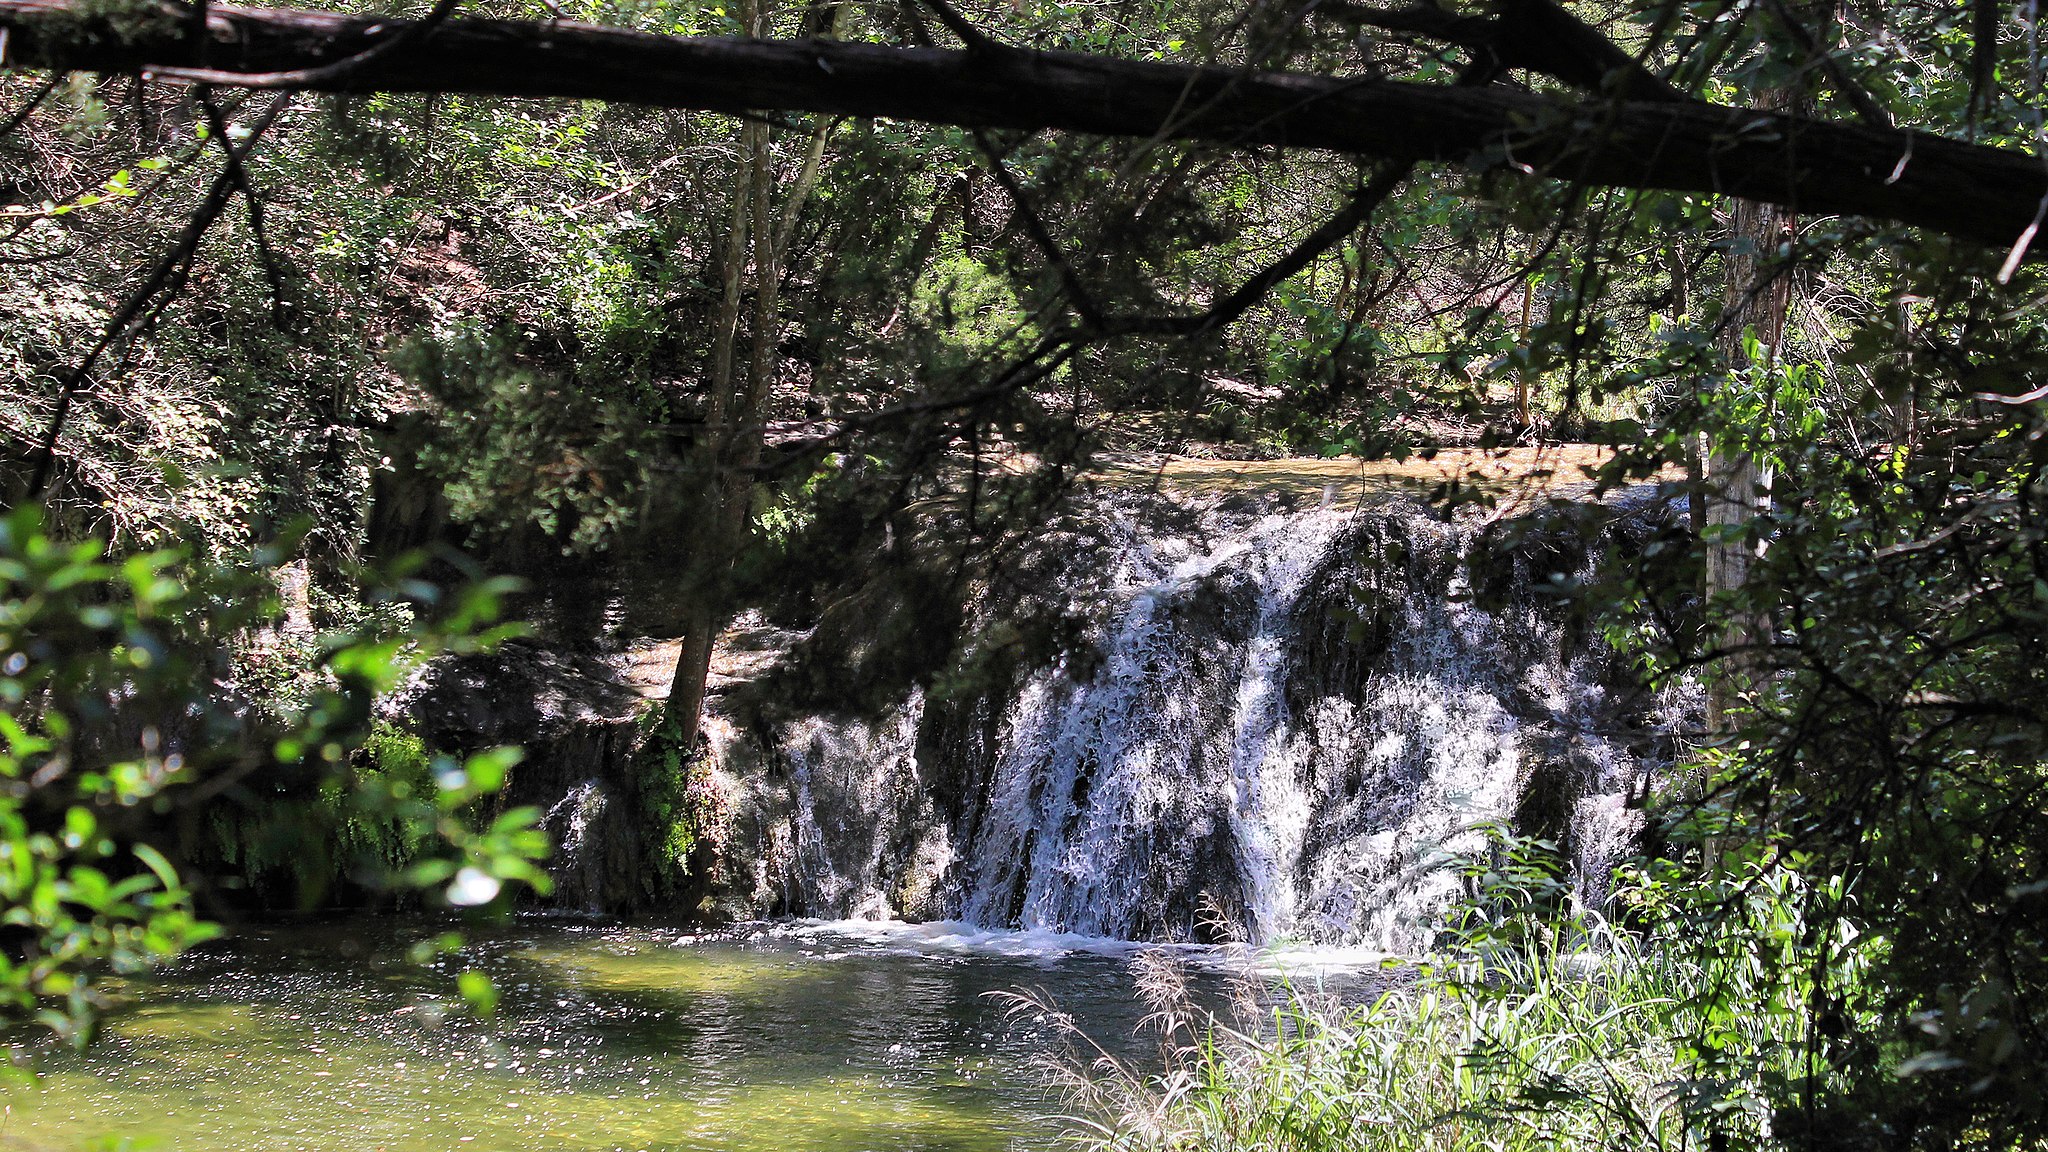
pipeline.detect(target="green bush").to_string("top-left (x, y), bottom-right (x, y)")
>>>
top-left (0, 504), bottom-right (550, 1044)
top-left (1062, 831), bottom-right (1856, 1152)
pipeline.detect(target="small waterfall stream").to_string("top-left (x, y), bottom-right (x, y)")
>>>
top-left (955, 508), bottom-right (1353, 941)
top-left (698, 491), bottom-right (1680, 951)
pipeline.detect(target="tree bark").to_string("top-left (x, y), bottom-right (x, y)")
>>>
top-left (666, 108), bottom-right (762, 758)
top-left (1705, 85), bottom-right (1800, 734)
top-left (3, 0), bottom-right (2046, 253)
top-left (660, 0), bottom-right (846, 757)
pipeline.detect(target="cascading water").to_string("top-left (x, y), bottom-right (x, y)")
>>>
top-left (955, 507), bottom-right (1354, 942)
top-left (542, 778), bottom-right (613, 914)
top-left (697, 489), bottom-right (1680, 950)
top-left (779, 701), bottom-right (939, 921)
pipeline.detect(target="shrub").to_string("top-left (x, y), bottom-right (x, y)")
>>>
top-left (1060, 833), bottom-right (1861, 1152)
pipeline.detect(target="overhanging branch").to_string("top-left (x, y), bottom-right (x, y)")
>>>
top-left (1318, 0), bottom-right (1684, 103)
top-left (1, 0), bottom-right (2043, 252)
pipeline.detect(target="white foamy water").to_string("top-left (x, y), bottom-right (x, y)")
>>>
top-left (702, 494), bottom-right (1668, 952)
top-left (702, 917), bottom-right (1399, 981)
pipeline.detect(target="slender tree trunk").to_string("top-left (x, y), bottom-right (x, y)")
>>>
top-left (1667, 238), bottom-right (1709, 537)
top-left (666, 0), bottom-right (767, 754)
top-left (665, 0), bottom-right (844, 754)
top-left (904, 171), bottom-right (973, 283)
top-left (667, 110), bottom-right (761, 753)
top-left (1705, 91), bottom-right (1798, 734)
top-left (1515, 277), bottom-right (1534, 427)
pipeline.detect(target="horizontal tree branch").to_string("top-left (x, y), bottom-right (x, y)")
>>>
top-left (1317, 0), bottom-right (1684, 103)
top-left (0, 0), bottom-right (2042, 252)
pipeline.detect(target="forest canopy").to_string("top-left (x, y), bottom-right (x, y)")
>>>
top-left (4, 0), bottom-right (2048, 246)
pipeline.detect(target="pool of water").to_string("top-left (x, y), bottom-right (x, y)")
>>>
top-left (0, 918), bottom-right (1383, 1152)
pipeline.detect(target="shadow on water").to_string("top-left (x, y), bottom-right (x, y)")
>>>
top-left (0, 917), bottom-right (1381, 1152)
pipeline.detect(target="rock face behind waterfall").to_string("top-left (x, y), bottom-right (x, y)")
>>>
top-left (694, 487), bottom-right (1688, 951)
top-left (383, 641), bottom-right (655, 914)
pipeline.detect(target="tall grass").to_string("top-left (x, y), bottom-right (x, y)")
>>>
top-left (1034, 846), bottom-right (1865, 1152)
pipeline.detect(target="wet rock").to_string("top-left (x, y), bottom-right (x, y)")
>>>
top-left (392, 485), bottom-right (1695, 942)
top-left (695, 487), bottom-right (1695, 948)
top-left (382, 638), bottom-right (656, 912)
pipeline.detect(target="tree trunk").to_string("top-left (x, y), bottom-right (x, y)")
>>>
top-left (1704, 90), bottom-right (1799, 733)
top-left (665, 107), bottom-right (761, 755)
top-left (662, 0), bottom-right (844, 756)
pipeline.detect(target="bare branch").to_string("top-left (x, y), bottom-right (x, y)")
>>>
top-left (971, 128), bottom-right (1105, 326)
top-left (140, 0), bottom-right (462, 88)
top-left (1097, 160), bottom-right (1411, 338)
top-left (1319, 0), bottom-right (1684, 103)
top-left (197, 90), bottom-right (290, 323)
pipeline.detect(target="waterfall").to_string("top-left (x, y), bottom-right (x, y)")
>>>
top-left (543, 778), bottom-right (613, 914)
top-left (700, 491), bottom-right (1677, 951)
top-left (779, 699), bottom-right (940, 921)
top-left (956, 508), bottom-right (1352, 942)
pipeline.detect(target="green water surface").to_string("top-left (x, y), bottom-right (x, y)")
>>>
top-left (0, 919), bottom-right (1284, 1152)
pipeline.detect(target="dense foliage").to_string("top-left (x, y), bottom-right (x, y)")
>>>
top-left (0, 504), bottom-right (549, 1046)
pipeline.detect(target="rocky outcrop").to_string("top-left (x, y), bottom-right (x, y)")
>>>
top-left (394, 483), bottom-right (1693, 947)
top-left (688, 487), bottom-right (1691, 949)
top-left (383, 639), bottom-right (656, 912)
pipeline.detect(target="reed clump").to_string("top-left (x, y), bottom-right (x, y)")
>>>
top-left (1040, 835), bottom-right (1862, 1152)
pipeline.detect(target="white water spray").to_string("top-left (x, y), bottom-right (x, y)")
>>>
top-left (716, 495), bottom-right (1660, 951)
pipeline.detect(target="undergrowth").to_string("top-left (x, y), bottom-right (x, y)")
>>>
top-left (204, 719), bottom-right (441, 906)
top-left (632, 700), bottom-right (721, 901)
top-left (1042, 830), bottom-right (1872, 1152)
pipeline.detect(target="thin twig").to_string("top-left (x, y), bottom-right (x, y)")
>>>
top-left (197, 90), bottom-right (289, 324)
top-left (971, 128), bottom-right (1105, 326)
top-left (1094, 160), bottom-right (1412, 338)
top-left (0, 73), bottom-right (59, 140)
top-left (914, 0), bottom-right (1005, 54)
